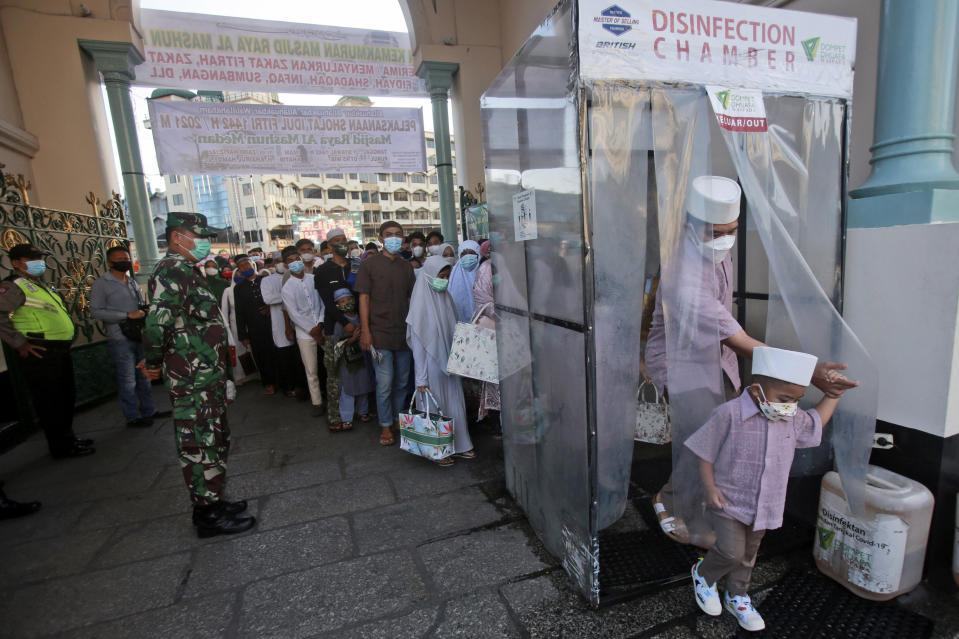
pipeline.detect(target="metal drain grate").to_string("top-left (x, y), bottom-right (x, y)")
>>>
top-left (598, 529), bottom-right (701, 596)
top-left (741, 570), bottom-right (934, 639)
top-left (597, 497), bottom-right (817, 606)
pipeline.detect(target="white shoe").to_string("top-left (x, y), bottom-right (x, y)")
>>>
top-left (724, 591), bottom-right (766, 631)
top-left (691, 560), bottom-right (721, 616)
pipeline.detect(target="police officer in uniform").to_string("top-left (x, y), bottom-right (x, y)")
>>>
top-left (0, 243), bottom-right (94, 458)
top-left (138, 212), bottom-right (255, 537)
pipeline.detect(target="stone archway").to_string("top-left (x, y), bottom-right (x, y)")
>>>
top-left (396, 0), bottom-right (555, 197)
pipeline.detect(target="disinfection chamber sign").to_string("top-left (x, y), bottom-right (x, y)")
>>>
top-left (481, 0), bottom-right (872, 606)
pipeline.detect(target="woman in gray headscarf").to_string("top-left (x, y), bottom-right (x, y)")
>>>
top-left (406, 255), bottom-right (474, 466)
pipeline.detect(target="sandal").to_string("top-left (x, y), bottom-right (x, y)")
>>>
top-left (359, 413), bottom-right (373, 423)
top-left (379, 433), bottom-right (395, 446)
top-left (653, 491), bottom-right (689, 544)
top-left (435, 457), bottom-right (455, 467)
top-left (341, 422), bottom-right (353, 431)
top-left (453, 450), bottom-right (476, 460)
top-left (264, 386), bottom-right (276, 396)
top-left (328, 422), bottom-right (343, 432)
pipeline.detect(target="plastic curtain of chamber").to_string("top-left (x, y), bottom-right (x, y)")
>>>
top-left (718, 99), bottom-right (877, 516)
top-left (650, 87), bottom-right (727, 540)
top-left (588, 81), bottom-right (650, 529)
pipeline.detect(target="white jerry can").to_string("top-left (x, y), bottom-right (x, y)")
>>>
top-left (813, 465), bottom-right (933, 601)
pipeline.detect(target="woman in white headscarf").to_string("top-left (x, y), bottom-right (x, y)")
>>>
top-left (406, 255), bottom-right (474, 466)
top-left (447, 240), bottom-right (481, 322)
top-left (436, 243), bottom-right (456, 261)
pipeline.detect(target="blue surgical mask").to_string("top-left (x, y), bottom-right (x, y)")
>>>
top-left (239, 268), bottom-right (255, 279)
top-left (288, 260), bottom-right (304, 274)
top-left (459, 254), bottom-right (479, 271)
top-left (383, 237), bottom-right (403, 254)
top-left (25, 260), bottom-right (46, 277)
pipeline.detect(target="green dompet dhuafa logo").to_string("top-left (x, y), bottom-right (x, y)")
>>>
top-left (818, 526), bottom-right (836, 550)
top-left (716, 90), bottom-right (730, 110)
top-left (802, 37), bottom-right (821, 61)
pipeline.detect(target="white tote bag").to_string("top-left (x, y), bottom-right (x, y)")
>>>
top-left (634, 380), bottom-right (671, 444)
top-left (446, 303), bottom-right (498, 383)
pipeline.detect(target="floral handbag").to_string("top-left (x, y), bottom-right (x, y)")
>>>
top-left (634, 381), bottom-right (671, 444)
top-left (399, 390), bottom-right (455, 460)
top-left (446, 303), bottom-right (498, 383)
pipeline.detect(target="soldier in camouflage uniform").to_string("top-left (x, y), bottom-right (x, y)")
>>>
top-left (139, 212), bottom-right (256, 538)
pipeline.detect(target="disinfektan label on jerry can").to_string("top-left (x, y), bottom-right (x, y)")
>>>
top-left (814, 489), bottom-right (909, 594)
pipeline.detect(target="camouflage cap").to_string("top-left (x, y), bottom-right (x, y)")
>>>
top-left (166, 211), bottom-right (220, 237)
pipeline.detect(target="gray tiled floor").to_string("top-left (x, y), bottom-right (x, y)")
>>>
top-left (1, 383), bottom-right (958, 638)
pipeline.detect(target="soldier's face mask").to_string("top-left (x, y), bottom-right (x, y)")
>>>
top-left (178, 232), bottom-right (211, 261)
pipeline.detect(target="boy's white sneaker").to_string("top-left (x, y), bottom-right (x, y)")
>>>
top-left (690, 560), bottom-right (721, 616)
top-left (723, 591), bottom-right (766, 631)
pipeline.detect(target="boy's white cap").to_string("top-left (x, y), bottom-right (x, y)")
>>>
top-left (752, 346), bottom-right (818, 386)
top-left (686, 175), bottom-right (741, 225)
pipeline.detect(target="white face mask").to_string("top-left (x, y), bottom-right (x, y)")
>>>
top-left (349, 248), bottom-right (362, 259)
top-left (428, 245), bottom-right (441, 256)
top-left (692, 227), bottom-right (736, 264)
top-left (301, 252), bottom-right (315, 262)
top-left (204, 266), bottom-right (219, 276)
top-left (412, 245), bottom-right (424, 258)
top-left (754, 384), bottom-right (799, 422)
top-left (274, 262), bottom-right (287, 274)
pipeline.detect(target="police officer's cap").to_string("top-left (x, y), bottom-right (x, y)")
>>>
top-left (166, 211), bottom-right (220, 237)
top-left (8, 243), bottom-right (47, 261)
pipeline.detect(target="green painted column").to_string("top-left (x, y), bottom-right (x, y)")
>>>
top-left (79, 40), bottom-right (159, 280)
top-left (416, 61), bottom-right (460, 247)
top-left (850, 0), bottom-right (959, 201)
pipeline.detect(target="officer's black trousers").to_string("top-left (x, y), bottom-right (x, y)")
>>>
top-left (18, 339), bottom-right (76, 454)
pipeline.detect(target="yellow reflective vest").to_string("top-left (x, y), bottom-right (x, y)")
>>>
top-left (10, 277), bottom-right (75, 340)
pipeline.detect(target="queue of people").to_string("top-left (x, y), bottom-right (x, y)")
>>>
top-left (0, 209), bottom-right (496, 535)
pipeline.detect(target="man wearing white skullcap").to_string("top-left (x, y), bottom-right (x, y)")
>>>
top-left (684, 346), bottom-right (849, 631)
top-left (643, 176), bottom-right (858, 544)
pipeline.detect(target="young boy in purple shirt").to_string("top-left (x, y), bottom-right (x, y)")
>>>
top-left (686, 346), bottom-right (849, 631)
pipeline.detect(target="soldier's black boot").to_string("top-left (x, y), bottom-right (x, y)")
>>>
top-left (191, 499), bottom-right (248, 525)
top-left (193, 502), bottom-right (256, 538)
top-left (0, 482), bottom-right (42, 520)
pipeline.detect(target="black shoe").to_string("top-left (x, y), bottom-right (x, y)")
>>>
top-left (74, 437), bottom-right (95, 447)
top-left (0, 482), bottom-right (42, 520)
top-left (148, 410), bottom-right (172, 419)
top-left (126, 418), bottom-right (152, 428)
top-left (191, 499), bottom-right (248, 524)
top-left (193, 502), bottom-right (256, 538)
top-left (0, 496), bottom-right (42, 520)
top-left (51, 442), bottom-right (96, 459)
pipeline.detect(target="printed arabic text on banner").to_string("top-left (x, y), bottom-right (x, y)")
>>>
top-left (579, 0), bottom-right (857, 98)
top-left (148, 101), bottom-right (427, 175)
top-left (137, 9), bottom-right (427, 97)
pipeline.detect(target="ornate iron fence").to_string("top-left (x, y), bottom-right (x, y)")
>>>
top-left (0, 164), bottom-right (130, 408)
